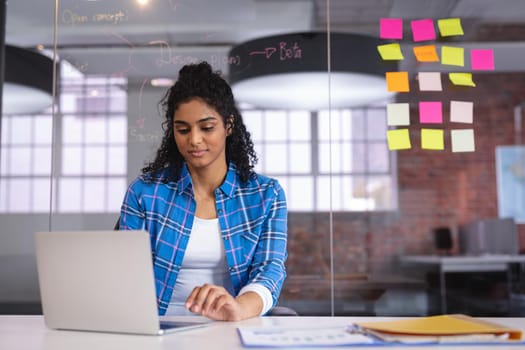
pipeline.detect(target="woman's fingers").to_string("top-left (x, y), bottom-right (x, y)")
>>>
top-left (185, 284), bottom-right (228, 314)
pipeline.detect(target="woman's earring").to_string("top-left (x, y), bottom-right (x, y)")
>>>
top-left (227, 118), bottom-right (234, 135)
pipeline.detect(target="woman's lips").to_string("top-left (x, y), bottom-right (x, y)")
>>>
top-left (189, 150), bottom-right (206, 157)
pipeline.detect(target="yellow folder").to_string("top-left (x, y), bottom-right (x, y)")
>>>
top-left (354, 314), bottom-right (522, 340)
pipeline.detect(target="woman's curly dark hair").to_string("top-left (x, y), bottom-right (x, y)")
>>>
top-left (142, 61), bottom-right (258, 182)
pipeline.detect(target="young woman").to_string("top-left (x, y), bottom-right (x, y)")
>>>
top-left (119, 62), bottom-right (287, 321)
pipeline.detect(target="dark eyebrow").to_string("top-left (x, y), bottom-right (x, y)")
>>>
top-left (197, 116), bottom-right (218, 123)
top-left (174, 116), bottom-right (218, 125)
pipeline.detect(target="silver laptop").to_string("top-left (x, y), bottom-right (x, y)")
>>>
top-left (35, 230), bottom-right (211, 335)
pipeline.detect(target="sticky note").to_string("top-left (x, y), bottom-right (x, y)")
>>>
top-left (441, 46), bottom-right (464, 66)
top-left (387, 129), bottom-right (411, 150)
top-left (471, 49), bottom-right (495, 70)
top-left (411, 19), bottom-right (436, 42)
top-left (421, 129), bottom-right (444, 150)
top-left (377, 43), bottom-right (404, 60)
top-left (418, 72), bottom-right (442, 91)
top-left (387, 103), bottom-right (410, 126)
top-left (438, 18), bottom-right (464, 37)
top-left (386, 71), bottom-right (410, 92)
top-left (419, 101), bottom-right (443, 124)
top-left (450, 101), bottom-right (474, 123)
top-left (413, 45), bottom-right (439, 62)
top-left (449, 73), bottom-right (476, 87)
top-left (380, 18), bottom-right (403, 39)
top-left (451, 129), bottom-right (475, 152)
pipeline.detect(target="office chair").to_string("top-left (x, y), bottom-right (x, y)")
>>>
top-left (267, 306), bottom-right (298, 316)
top-left (113, 216), bottom-right (298, 316)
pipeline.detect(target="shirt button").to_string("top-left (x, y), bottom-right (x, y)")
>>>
top-left (217, 209), bottom-right (223, 215)
top-left (229, 267), bottom-right (235, 272)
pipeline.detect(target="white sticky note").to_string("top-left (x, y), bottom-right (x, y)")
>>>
top-left (451, 129), bottom-right (475, 152)
top-left (418, 72), bottom-right (442, 91)
top-left (450, 101), bottom-right (473, 123)
top-left (387, 103), bottom-right (410, 126)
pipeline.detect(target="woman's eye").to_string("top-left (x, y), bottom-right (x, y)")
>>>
top-left (176, 129), bottom-right (190, 134)
top-left (202, 126), bottom-right (214, 132)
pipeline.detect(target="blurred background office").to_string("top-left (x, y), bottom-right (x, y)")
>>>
top-left (1, 0), bottom-right (524, 317)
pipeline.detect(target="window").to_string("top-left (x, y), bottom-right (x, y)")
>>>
top-left (0, 114), bottom-right (53, 212)
top-left (243, 107), bottom-right (397, 211)
top-left (0, 63), bottom-right (128, 213)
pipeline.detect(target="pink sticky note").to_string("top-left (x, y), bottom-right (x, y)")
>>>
top-left (380, 18), bottom-right (403, 39)
top-left (471, 49), bottom-right (494, 70)
top-left (419, 101), bottom-right (442, 124)
top-left (411, 19), bottom-right (436, 42)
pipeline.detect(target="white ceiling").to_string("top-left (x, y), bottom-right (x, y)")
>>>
top-left (6, 0), bottom-right (525, 83)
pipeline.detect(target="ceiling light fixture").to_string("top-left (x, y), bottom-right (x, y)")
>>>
top-left (228, 32), bottom-right (396, 110)
top-left (2, 45), bottom-right (54, 114)
top-left (150, 78), bottom-right (175, 87)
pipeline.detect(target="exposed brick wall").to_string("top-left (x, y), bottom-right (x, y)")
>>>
top-left (285, 73), bottom-right (525, 289)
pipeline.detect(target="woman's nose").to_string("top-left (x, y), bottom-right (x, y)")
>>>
top-left (190, 130), bottom-right (202, 145)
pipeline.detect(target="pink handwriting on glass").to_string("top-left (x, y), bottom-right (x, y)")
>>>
top-left (250, 42), bottom-right (302, 61)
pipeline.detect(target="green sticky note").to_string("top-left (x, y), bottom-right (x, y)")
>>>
top-left (421, 129), bottom-right (444, 150)
top-left (441, 46), bottom-right (464, 66)
top-left (449, 73), bottom-right (476, 87)
top-left (438, 18), bottom-right (464, 37)
top-left (387, 129), bottom-right (411, 150)
top-left (377, 43), bottom-right (404, 60)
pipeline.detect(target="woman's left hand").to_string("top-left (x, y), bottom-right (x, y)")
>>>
top-left (185, 284), bottom-right (245, 321)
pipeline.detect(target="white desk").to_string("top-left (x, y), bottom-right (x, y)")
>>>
top-left (0, 315), bottom-right (524, 350)
top-left (400, 255), bottom-right (525, 313)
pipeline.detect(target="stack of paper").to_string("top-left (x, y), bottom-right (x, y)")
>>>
top-left (237, 314), bottom-right (523, 347)
top-left (352, 314), bottom-right (523, 344)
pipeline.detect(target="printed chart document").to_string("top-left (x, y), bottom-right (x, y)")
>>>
top-left (238, 315), bottom-right (524, 347)
top-left (237, 326), bottom-right (373, 347)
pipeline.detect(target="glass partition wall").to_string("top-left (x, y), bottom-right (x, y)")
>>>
top-left (1, 0), bottom-right (524, 316)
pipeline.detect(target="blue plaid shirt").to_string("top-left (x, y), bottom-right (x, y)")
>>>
top-left (119, 163), bottom-right (288, 315)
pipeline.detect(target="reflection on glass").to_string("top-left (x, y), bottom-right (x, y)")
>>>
top-left (288, 176), bottom-right (314, 210)
top-left (265, 143), bottom-right (287, 173)
top-left (289, 111), bottom-right (310, 141)
top-left (34, 116), bottom-right (53, 144)
top-left (264, 111), bottom-right (287, 141)
top-left (10, 117), bottom-right (32, 144)
top-left (9, 147), bottom-right (32, 175)
top-left (84, 117), bottom-right (107, 144)
top-left (289, 143), bottom-right (310, 173)
top-left (8, 179), bottom-right (31, 212)
top-left (62, 146), bottom-right (82, 175)
top-left (34, 148), bottom-right (52, 175)
top-left (83, 178), bottom-right (105, 212)
top-left (58, 178), bottom-right (82, 212)
top-left (84, 146), bottom-right (107, 175)
top-left (33, 179), bottom-right (52, 212)
top-left (242, 111), bottom-right (263, 142)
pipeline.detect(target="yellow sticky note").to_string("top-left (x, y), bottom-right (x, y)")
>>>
top-left (449, 73), bottom-right (476, 87)
top-left (441, 46), bottom-right (464, 66)
top-left (438, 18), bottom-right (464, 37)
top-left (386, 71), bottom-right (410, 92)
top-left (377, 43), bottom-right (404, 60)
top-left (421, 129), bottom-right (444, 150)
top-left (413, 45), bottom-right (439, 62)
top-left (387, 129), bottom-right (411, 150)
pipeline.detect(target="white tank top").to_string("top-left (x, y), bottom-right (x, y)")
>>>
top-left (165, 217), bottom-right (234, 316)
